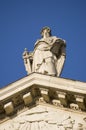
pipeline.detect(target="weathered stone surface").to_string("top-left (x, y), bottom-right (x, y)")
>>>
top-left (23, 92), bottom-right (33, 105)
top-left (4, 102), bottom-right (14, 115)
top-left (0, 73), bottom-right (86, 130)
top-left (23, 27), bottom-right (66, 77)
top-left (0, 105), bottom-right (86, 130)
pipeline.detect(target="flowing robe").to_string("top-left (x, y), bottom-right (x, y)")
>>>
top-left (32, 36), bottom-right (65, 76)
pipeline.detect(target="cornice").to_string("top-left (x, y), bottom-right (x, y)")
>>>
top-left (0, 73), bottom-right (86, 122)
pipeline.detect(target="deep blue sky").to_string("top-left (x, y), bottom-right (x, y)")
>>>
top-left (0, 0), bottom-right (86, 88)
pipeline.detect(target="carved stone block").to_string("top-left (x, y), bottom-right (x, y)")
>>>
top-left (70, 103), bottom-right (79, 110)
top-left (23, 92), bottom-right (33, 105)
top-left (40, 88), bottom-right (50, 103)
top-left (38, 97), bottom-right (46, 103)
top-left (75, 95), bottom-right (86, 111)
top-left (4, 102), bottom-right (14, 115)
top-left (57, 91), bottom-right (68, 107)
top-left (52, 99), bottom-right (62, 107)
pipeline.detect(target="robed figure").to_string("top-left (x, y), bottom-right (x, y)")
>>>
top-left (23, 27), bottom-right (66, 77)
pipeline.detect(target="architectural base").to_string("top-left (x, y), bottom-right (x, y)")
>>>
top-left (0, 73), bottom-right (86, 129)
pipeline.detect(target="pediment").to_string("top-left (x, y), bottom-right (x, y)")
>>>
top-left (0, 73), bottom-right (86, 130)
top-left (0, 104), bottom-right (86, 130)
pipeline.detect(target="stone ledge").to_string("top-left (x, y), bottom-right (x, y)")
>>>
top-left (0, 73), bottom-right (86, 120)
top-left (0, 73), bottom-right (86, 101)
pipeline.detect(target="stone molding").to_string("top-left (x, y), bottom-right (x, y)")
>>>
top-left (0, 73), bottom-right (86, 122)
top-left (0, 105), bottom-right (86, 130)
top-left (0, 73), bottom-right (86, 99)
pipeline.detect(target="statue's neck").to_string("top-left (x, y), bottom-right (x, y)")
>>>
top-left (43, 32), bottom-right (50, 38)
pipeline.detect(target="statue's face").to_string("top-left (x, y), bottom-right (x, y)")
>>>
top-left (42, 29), bottom-right (50, 38)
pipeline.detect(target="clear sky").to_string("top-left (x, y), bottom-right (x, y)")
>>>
top-left (0, 0), bottom-right (86, 88)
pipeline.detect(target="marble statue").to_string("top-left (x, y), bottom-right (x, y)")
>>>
top-left (23, 27), bottom-right (66, 76)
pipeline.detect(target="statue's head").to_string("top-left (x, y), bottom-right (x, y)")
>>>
top-left (41, 26), bottom-right (51, 37)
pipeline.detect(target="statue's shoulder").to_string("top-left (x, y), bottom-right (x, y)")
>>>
top-left (51, 36), bottom-right (57, 39)
top-left (50, 36), bottom-right (66, 44)
top-left (34, 36), bottom-right (66, 48)
top-left (34, 37), bottom-right (49, 46)
top-left (51, 36), bottom-right (65, 41)
top-left (34, 39), bottom-right (41, 46)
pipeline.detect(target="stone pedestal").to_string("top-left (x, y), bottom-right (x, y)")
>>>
top-left (0, 73), bottom-right (86, 129)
